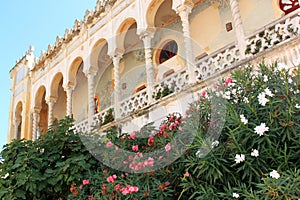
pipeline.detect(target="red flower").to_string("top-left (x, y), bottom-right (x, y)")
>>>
top-left (107, 174), bottom-right (117, 183)
top-left (165, 142), bottom-right (171, 151)
top-left (225, 77), bottom-right (232, 86)
top-left (106, 141), bottom-right (113, 148)
top-left (148, 137), bottom-right (154, 146)
top-left (82, 179), bottom-right (90, 185)
top-left (132, 145), bottom-right (139, 151)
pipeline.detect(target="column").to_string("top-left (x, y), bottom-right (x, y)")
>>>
top-left (32, 108), bottom-right (40, 141)
top-left (14, 119), bottom-right (21, 139)
top-left (64, 85), bottom-right (74, 117)
top-left (140, 30), bottom-right (155, 103)
top-left (175, 1), bottom-right (197, 83)
top-left (85, 69), bottom-right (97, 128)
top-left (46, 97), bottom-right (57, 127)
top-left (229, 0), bottom-right (246, 58)
top-left (110, 50), bottom-right (123, 119)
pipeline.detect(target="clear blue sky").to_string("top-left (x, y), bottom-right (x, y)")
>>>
top-left (0, 0), bottom-right (97, 150)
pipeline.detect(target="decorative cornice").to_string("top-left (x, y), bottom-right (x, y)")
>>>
top-left (26, 0), bottom-right (119, 72)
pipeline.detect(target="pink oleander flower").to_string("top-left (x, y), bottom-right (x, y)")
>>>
top-left (106, 141), bottom-right (113, 148)
top-left (82, 179), bottom-right (90, 185)
top-left (132, 145), bottom-right (139, 151)
top-left (121, 185), bottom-right (139, 195)
top-left (165, 142), bottom-right (171, 152)
top-left (201, 90), bottom-right (208, 98)
top-left (107, 174), bottom-right (117, 183)
top-left (144, 157), bottom-right (154, 167)
top-left (184, 172), bottom-right (190, 177)
top-left (80, 185), bottom-right (83, 189)
top-left (225, 77), bottom-right (233, 86)
top-left (148, 137), bottom-right (154, 146)
top-left (128, 131), bottom-right (137, 140)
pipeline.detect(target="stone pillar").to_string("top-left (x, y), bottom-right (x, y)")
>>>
top-left (110, 50), bottom-right (123, 119)
top-left (46, 97), bottom-right (57, 127)
top-left (64, 85), bottom-right (74, 117)
top-left (229, 0), bottom-right (246, 58)
top-left (85, 69), bottom-right (97, 128)
top-left (14, 119), bottom-right (21, 139)
top-left (175, 1), bottom-right (196, 84)
top-left (32, 108), bottom-right (40, 141)
top-left (140, 30), bottom-right (155, 103)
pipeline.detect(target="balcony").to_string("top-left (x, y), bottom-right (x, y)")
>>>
top-left (74, 10), bottom-right (300, 134)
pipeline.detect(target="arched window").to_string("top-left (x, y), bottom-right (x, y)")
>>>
top-left (279, 0), bottom-right (299, 15)
top-left (159, 40), bottom-right (178, 64)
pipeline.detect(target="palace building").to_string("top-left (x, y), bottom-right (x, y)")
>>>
top-left (7, 0), bottom-right (300, 142)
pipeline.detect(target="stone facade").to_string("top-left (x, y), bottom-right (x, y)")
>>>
top-left (7, 0), bottom-right (300, 142)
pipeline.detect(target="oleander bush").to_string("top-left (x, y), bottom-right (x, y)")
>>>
top-left (0, 61), bottom-right (299, 199)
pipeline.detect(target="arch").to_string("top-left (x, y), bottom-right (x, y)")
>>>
top-left (50, 72), bottom-right (64, 98)
top-left (147, 0), bottom-right (167, 27)
top-left (34, 85), bottom-right (48, 136)
top-left (72, 62), bottom-right (88, 121)
top-left (90, 38), bottom-right (108, 71)
top-left (69, 57), bottom-right (84, 87)
top-left (147, 0), bottom-right (178, 28)
top-left (35, 85), bottom-right (46, 109)
top-left (116, 18), bottom-right (138, 51)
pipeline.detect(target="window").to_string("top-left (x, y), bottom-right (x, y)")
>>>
top-left (159, 40), bottom-right (178, 64)
top-left (279, 0), bottom-right (299, 15)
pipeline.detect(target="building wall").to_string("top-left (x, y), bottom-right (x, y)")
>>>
top-left (7, 0), bottom-right (298, 142)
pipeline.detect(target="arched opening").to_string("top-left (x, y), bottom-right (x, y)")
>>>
top-left (70, 58), bottom-right (88, 121)
top-left (51, 73), bottom-right (66, 120)
top-left (118, 19), bottom-right (146, 99)
top-left (35, 86), bottom-right (48, 136)
top-left (94, 41), bottom-right (114, 112)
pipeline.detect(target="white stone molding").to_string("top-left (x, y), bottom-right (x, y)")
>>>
top-left (229, 0), bottom-right (246, 58)
top-left (175, 1), bottom-right (197, 84)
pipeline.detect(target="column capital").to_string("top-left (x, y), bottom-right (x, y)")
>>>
top-left (84, 66), bottom-right (98, 77)
top-left (33, 107), bottom-right (41, 113)
top-left (45, 96), bottom-right (57, 105)
top-left (63, 83), bottom-right (75, 91)
top-left (108, 48), bottom-right (124, 60)
top-left (139, 27), bottom-right (156, 39)
top-left (174, 0), bottom-right (194, 15)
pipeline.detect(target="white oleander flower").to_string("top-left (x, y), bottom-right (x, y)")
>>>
top-left (295, 104), bottom-right (300, 109)
top-left (263, 75), bottom-right (268, 82)
top-left (211, 140), bottom-right (219, 148)
top-left (254, 123), bottom-right (269, 136)
top-left (264, 88), bottom-right (273, 97)
top-left (240, 114), bottom-right (248, 125)
top-left (235, 154), bottom-right (245, 164)
top-left (270, 170), bottom-right (280, 179)
top-left (233, 193), bottom-right (240, 198)
top-left (258, 92), bottom-right (269, 106)
top-left (251, 149), bottom-right (259, 157)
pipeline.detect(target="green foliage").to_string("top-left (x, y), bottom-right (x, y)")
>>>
top-left (0, 117), bottom-right (98, 199)
top-left (0, 62), bottom-right (299, 199)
